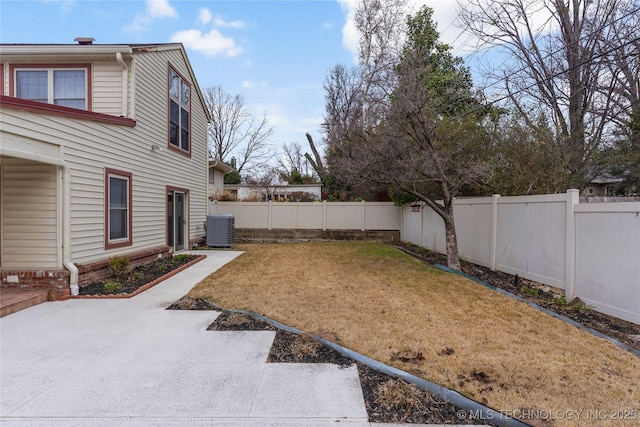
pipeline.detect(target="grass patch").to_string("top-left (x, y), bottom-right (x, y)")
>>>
top-left (189, 241), bottom-right (640, 426)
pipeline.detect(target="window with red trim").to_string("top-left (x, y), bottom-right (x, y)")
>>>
top-left (13, 66), bottom-right (88, 110)
top-left (168, 67), bottom-right (191, 153)
top-left (105, 169), bottom-right (133, 249)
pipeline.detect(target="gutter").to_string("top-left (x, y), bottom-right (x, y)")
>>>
top-left (0, 146), bottom-right (79, 296)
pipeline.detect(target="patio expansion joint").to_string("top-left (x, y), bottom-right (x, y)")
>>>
top-left (0, 416), bottom-right (371, 423)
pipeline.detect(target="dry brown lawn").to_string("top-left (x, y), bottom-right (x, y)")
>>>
top-left (189, 241), bottom-right (640, 427)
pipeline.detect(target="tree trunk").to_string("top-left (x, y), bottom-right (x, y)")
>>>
top-left (443, 205), bottom-right (461, 271)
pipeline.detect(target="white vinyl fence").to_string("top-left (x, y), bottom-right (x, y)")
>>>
top-left (402, 190), bottom-right (640, 324)
top-left (211, 201), bottom-right (401, 231)
top-left (212, 193), bottom-right (640, 324)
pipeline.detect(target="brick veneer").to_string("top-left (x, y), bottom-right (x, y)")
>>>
top-left (1, 245), bottom-right (172, 299)
top-left (76, 246), bottom-right (172, 287)
top-left (1, 270), bottom-right (70, 298)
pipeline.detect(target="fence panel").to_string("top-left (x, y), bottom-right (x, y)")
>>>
top-left (325, 203), bottom-right (365, 230)
top-left (574, 203), bottom-right (640, 324)
top-left (494, 194), bottom-right (568, 289)
top-left (364, 202), bottom-right (403, 230)
top-left (212, 202), bottom-right (269, 228)
top-left (454, 198), bottom-right (494, 268)
top-left (270, 203), bottom-right (324, 229)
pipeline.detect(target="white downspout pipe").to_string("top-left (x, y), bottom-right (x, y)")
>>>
top-left (62, 165), bottom-right (79, 295)
top-left (116, 52), bottom-right (129, 118)
top-left (0, 147), bottom-right (78, 295)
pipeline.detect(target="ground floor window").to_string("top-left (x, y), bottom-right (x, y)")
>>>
top-left (105, 168), bottom-right (132, 249)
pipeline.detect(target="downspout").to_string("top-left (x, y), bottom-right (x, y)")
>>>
top-left (116, 52), bottom-right (128, 118)
top-left (62, 164), bottom-right (79, 295)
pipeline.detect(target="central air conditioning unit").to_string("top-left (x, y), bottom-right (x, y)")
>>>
top-left (206, 214), bottom-right (235, 247)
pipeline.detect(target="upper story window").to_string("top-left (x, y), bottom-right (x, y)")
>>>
top-left (14, 67), bottom-right (88, 110)
top-left (168, 67), bottom-right (191, 153)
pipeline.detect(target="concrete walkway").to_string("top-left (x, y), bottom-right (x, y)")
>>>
top-left (0, 251), bottom-right (449, 427)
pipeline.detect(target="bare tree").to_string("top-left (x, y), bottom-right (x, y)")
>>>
top-left (330, 6), bottom-right (492, 269)
top-left (304, 132), bottom-right (327, 183)
top-left (595, 1), bottom-right (640, 192)
top-left (457, 0), bottom-right (635, 187)
top-left (204, 86), bottom-right (274, 174)
top-left (244, 166), bottom-right (283, 202)
top-left (355, 0), bottom-right (408, 127)
top-left (277, 142), bottom-right (317, 183)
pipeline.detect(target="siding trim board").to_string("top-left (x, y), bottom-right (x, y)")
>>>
top-left (0, 96), bottom-right (136, 127)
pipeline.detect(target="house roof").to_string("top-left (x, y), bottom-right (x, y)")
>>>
top-left (0, 42), bottom-right (211, 122)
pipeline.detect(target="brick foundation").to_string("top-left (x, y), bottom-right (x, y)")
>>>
top-left (1, 270), bottom-right (70, 298)
top-left (76, 246), bottom-right (172, 287)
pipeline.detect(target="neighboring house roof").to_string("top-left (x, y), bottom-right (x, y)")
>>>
top-left (209, 160), bottom-right (234, 174)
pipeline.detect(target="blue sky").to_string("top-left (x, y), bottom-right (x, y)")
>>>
top-left (0, 0), bottom-right (465, 163)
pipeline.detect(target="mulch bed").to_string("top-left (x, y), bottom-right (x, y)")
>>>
top-left (390, 241), bottom-right (640, 352)
top-left (77, 254), bottom-right (201, 297)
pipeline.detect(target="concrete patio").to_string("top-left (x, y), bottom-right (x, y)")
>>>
top-left (0, 251), bottom-right (453, 427)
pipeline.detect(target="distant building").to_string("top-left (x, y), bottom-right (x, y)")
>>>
top-left (223, 183), bottom-right (323, 201)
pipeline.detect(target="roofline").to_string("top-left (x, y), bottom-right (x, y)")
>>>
top-left (0, 44), bottom-right (134, 55)
top-left (209, 160), bottom-right (234, 174)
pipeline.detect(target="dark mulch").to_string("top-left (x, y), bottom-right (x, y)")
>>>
top-left (78, 254), bottom-right (199, 296)
top-left (390, 241), bottom-right (640, 352)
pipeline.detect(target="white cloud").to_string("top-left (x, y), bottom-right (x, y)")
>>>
top-left (198, 8), bottom-right (212, 25)
top-left (146, 0), bottom-right (177, 18)
top-left (171, 29), bottom-right (243, 57)
top-left (124, 0), bottom-right (177, 33)
top-left (337, 0), bottom-right (358, 59)
top-left (242, 80), bottom-right (268, 90)
top-left (214, 16), bottom-right (246, 29)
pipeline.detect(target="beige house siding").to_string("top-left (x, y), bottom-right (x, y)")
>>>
top-left (1, 157), bottom-right (59, 268)
top-left (1, 45), bottom-right (209, 267)
top-left (1, 42), bottom-right (209, 299)
top-left (131, 48), bottom-right (209, 245)
top-left (92, 60), bottom-right (129, 117)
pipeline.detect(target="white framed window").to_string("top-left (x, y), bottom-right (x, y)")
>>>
top-left (14, 67), bottom-right (88, 109)
top-left (168, 66), bottom-right (191, 153)
top-left (105, 168), bottom-right (132, 249)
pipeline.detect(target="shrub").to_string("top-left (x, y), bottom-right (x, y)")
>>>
top-left (103, 280), bottom-right (122, 294)
top-left (108, 256), bottom-right (130, 281)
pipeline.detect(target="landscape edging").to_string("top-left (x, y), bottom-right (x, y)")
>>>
top-left (217, 306), bottom-right (529, 427)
